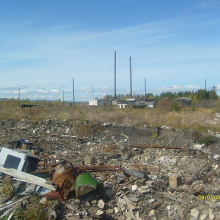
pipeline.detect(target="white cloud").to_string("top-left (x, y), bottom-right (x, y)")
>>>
top-left (13, 89), bottom-right (28, 94)
top-left (51, 89), bottom-right (59, 93)
top-left (79, 86), bottom-right (95, 93)
top-left (64, 88), bottom-right (72, 92)
top-left (38, 89), bottom-right (48, 94)
top-left (157, 85), bottom-right (201, 93)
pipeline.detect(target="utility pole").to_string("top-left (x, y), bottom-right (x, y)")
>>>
top-left (204, 79), bottom-right (206, 107)
top-left (73, 78), bottom-right (75, 108)
top-left (63, 90), bottom-right (64, 102)
top-left (19, 89), bottom-right (20, 100)
top-left (144, 78), bottom-right (146, 101)
top-left (130, 57), bottom-right (132, 98)
top-left (114, 51), bottom-right (117, 100)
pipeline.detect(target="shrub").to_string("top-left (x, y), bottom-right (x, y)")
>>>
top-left (1, 176), bottom-right (15, 197)
top-left (14, 197), bottom-right (53, 220)
top-left (195, 132), bottom-right (213, 146)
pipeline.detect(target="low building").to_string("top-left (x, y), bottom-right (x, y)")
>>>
top-left (177, 97), bottom-right (192, 106)
top-left (89, 99), bottom-right (112, 107)
top-left (145, 99), bottom-right (158, 109)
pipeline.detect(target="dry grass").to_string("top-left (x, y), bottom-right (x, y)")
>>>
top-left (0, 104), bottom-right (219, 132)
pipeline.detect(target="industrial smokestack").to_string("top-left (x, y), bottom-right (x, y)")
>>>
top-left (73, 78), bottom-right (75, 107)
top-left (144, 78), bottom-right (146, 101)
top-left (114, 51), bottom-right (116, 100)
top-left (130, 57), bottom-right (132, 98)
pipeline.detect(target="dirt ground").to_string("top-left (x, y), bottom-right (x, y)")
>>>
top-left (0, 118), bottom-right (219, 220)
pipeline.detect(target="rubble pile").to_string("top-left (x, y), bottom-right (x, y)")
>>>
top-left (0, 118), bottom-right (219, 220)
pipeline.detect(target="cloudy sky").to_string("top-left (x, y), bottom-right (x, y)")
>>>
top-left (0, 0), bottom-right (220, 101)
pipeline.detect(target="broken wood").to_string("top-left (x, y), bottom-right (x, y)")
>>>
top-left (203, 164), bottom-right (220, 183)
top-left (0, 165), bottom-right (56, 191)
top-left (130, 145), bottom-right (183, 149)
top-left (186, 159), bottom-right (220, 185)
top-left (0, 197), bottom-right (30, 213)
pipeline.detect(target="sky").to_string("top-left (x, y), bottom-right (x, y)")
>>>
top-left (0, 0), bottom-right (220, 101)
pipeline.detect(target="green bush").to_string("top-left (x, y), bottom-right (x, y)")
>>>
top-left (195, 132), bottom-right (213, 146)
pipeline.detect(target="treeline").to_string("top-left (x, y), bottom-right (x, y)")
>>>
top-left (103, 86), bottom-right (218, 101)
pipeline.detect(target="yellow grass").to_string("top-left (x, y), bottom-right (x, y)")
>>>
top-left (0, 104), bottom-right (219, 132)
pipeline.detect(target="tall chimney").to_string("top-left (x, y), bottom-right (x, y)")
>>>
top-left (130, 57), bottom-right (132, 98)
top-left (114, 51), bottom-right (116, 100)
top-left (73, 78), bottom-right (75, 107)
top-left (144, 78), bottom-right (146, 100)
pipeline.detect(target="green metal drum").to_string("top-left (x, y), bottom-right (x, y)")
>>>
top-left (75, 173), bottom-right (99, 197)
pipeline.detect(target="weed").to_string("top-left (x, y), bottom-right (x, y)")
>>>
top-left (195, 132), bottom-right (214, 146)
top-left (14, 197), bottom-right (54, 220)
top-left (152, 133), bottom-right (158, 138)
top-left (104, 143), bottom-right (117, 154)
top-left (1, 176), bottom-right (15, 197)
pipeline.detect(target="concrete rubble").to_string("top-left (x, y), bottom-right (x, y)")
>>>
top-left (0, 118), bottom-right (219, 219)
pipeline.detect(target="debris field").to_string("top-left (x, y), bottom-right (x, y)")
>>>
top-left (0, 118), bottom-right (219, 220)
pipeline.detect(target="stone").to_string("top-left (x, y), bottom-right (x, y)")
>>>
top-left (84, 156), bottom-right (94, 165)
top-left (96, 210), bottom-right (104, 216)
top-left (66, 204), bottom-right (77, 212)
top-left (148, 199), bottom-right (155, 203)
top-left (106, 209), bottom-right (113, 215)
top-left (132, 185), bottom-right (137, 191)
top-left (39, 197), bottom-right (47, 204)
top-left (191, 208), bottom-right (200, 219)
top-left (125, 210), bottom-right (136, 220)
top-left (106, 189), bottom-right (114, 197)
top-left (138, 186), bottom-right (150, 194)
top-left (98, 199), bottom-right (105, 209)
top-left (114, 207), bottom-right (119, 215)
top-left (208, 209), bottom-right (215, 220)
top-left (169, 175), bottom-right (182, 188)
top-left (199, 213), bottom-right (208, 220)
top-left (128, 195), bottom-right (140, 203)
top-left (118, 198), bottom-right (126, 209)
top-left (149, 209), bottom-right (155, 216)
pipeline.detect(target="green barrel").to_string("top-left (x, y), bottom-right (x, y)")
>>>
top-left (75, 173), bottom-right (99, 197)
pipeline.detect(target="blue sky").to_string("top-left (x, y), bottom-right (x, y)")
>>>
top-left (0, 0), bottom-right (220, 101)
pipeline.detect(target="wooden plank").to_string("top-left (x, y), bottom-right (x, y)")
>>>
top-left (0, 165), bottom-right (56, 191)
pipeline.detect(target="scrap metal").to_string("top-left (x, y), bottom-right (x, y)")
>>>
top-left (130, 144), bottom-right (183, 149)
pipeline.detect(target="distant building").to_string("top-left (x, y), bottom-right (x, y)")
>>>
top-left (177, 97), bottom-right (192, 106)
top-left (144, 99), bottom-right (158, 109)
top-left (89, 99), bottom-right (112, 107)
top-left (112, 98), bottom-right (158, 109)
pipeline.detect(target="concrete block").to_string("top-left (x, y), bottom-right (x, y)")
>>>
top-left (169, 175), bottom-right (182, 188)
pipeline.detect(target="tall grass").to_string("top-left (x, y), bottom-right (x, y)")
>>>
top-left (0, 104), bottom-right (219, 132)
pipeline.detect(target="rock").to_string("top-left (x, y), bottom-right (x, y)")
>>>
top-left (98, 199), bottom-right (105, 209)
top-left (208, 209), bottom-right (215, 220)
top-left (118, 198), bottom-right (126, 209)
top-left (199, 213), bottom-right (208, 220)
top-left (106, 209), bottom-right (113, 215)
top-left (39, 197), bottom-right (47, 204)
top-left (148, 199), bottom-right (156, 203)
top-left (83, 156), bottom-right (94, 165)
top-left (127, 195), bottom-right (140, 203)
top-left (96, 210), bottom-right (104, 216)
top-left (149, 209), bottom-right (155, 216)
top-left (114, 207), bottom-right (119, 215)
top-left (132, 185), bottom-right (137, 191)
top-left (138, 186), bottom-right (150, 194)
top-left (191, 208), bottom-right (200, 219)
top-left (106, 189), bottom-right (114, 197)
top-left (169, 175), bottom-right (182, 188)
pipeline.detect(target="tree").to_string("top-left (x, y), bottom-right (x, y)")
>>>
top-left (209, 86), bottom-right (218, 100)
